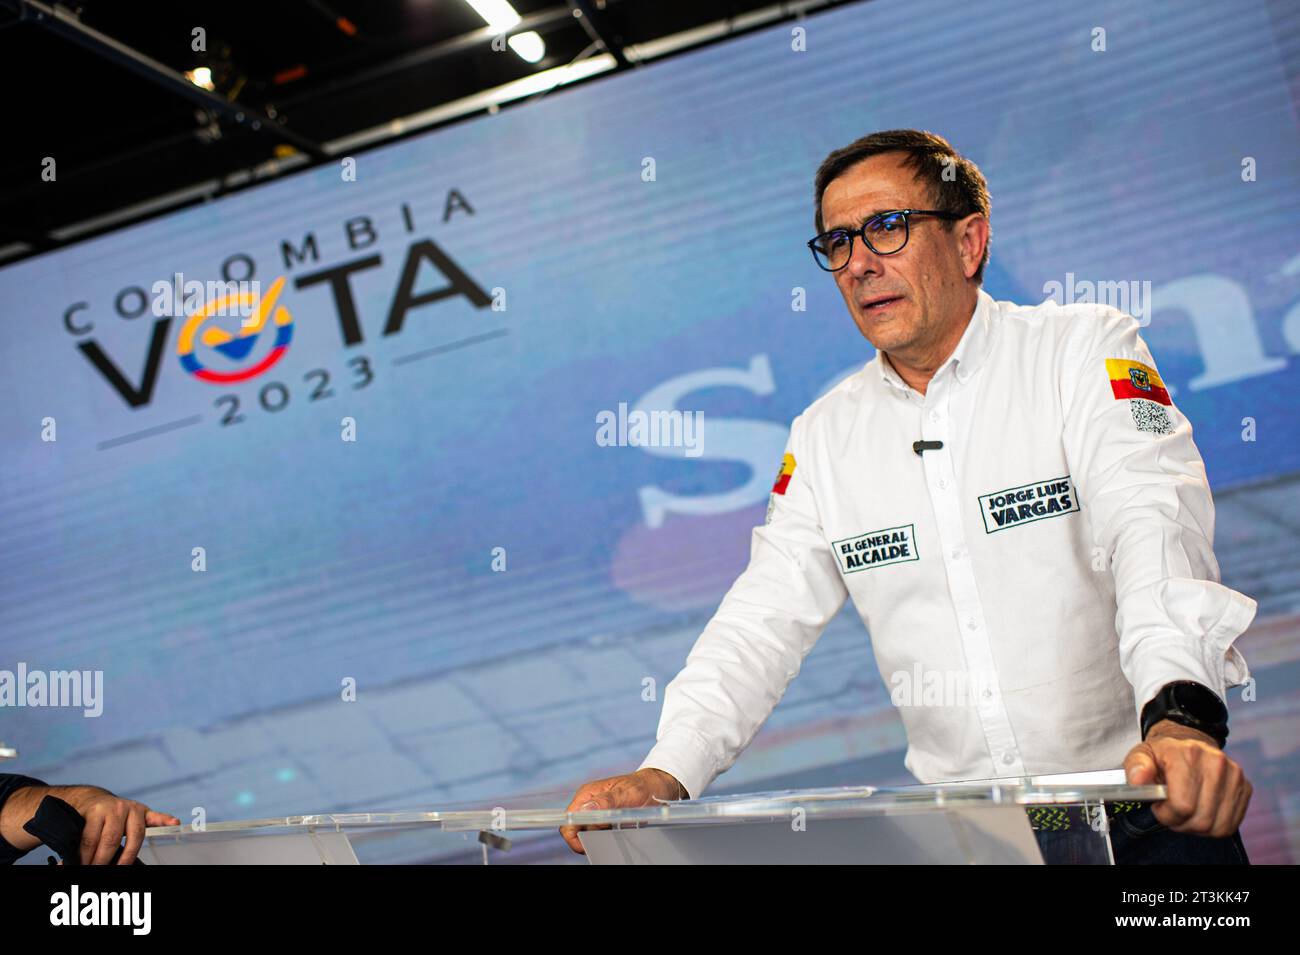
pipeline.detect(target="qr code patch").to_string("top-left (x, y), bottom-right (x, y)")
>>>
top-left (1130, 398), bottom-right (1173, 435)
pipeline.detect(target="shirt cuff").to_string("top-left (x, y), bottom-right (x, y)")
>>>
top-left (0, 775), bottom-right (49, 865)
top-left (638, 728), bottom-right (718, 801)
top-left (1129, 586), bottom-right (1257, 718)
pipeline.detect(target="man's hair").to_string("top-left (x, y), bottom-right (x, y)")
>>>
top-left (812, 129), bottom-right (991, 284)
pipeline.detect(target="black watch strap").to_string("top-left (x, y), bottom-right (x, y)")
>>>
top-left (1140, 680), bottom-right (1229, 747)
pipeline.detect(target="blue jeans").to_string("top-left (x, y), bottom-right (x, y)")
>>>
top-left (1032, 805), bottom-right (1250, 865)
top-left (1108, 803), bottom-right (1250, 865)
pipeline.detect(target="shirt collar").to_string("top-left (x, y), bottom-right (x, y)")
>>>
top-left (876, 288), bottom-right (994, 393)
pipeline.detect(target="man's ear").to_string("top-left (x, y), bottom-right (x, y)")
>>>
top-left (957, 214), bottom-right (989, 280)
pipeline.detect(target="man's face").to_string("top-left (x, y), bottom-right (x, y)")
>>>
top-left (818, 152), bottom-right (980, 358)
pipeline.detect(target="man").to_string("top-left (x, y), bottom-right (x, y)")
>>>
top-left (562, 130), bottom-right (1255, 863)
top-left (0, 773), bottom-right (180, 864)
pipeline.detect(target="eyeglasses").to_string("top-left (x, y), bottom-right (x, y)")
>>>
top-left (808, 209), bottom-right (965, 272)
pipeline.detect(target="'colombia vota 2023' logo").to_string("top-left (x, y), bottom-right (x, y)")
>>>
top-left (68, 201), bottom-right (493, 411)
top-left (177, 275), bottom-right (293, 383)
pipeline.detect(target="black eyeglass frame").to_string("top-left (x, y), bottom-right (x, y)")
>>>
top-left (807, 208), bottom-right (967, 272)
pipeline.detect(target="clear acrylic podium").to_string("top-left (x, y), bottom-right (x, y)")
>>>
top-left (139, 770), bottom-right (1163, 865)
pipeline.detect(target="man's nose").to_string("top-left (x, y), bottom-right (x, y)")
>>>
top-left (845, 236), bottom-right (884, 279)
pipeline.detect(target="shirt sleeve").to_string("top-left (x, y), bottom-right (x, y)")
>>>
top-left (1060, 307), bottom-right (1256, 719)
top-left (0, 773), bottom-right (49, 865)
top-left (638, 413), bottom-right (849, 798)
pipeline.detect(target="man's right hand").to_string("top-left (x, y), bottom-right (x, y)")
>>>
top-left (559, 768), bottom-right (687, 854)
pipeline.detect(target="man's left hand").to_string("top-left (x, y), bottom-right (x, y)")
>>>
top-left (1123, 719), bottom-right (1252, 837)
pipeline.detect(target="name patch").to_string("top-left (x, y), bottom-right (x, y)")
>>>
top-left (978, 475), bottom-right (1079, 533)
top-left (832, 524), bottom-right (918, 573)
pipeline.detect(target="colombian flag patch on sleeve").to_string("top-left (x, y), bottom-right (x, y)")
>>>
top-left (1105, 358), bottom-right (1171, 406)
top-left (771, 452), bottom-right (796, 495)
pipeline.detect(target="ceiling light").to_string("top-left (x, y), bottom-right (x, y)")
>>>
top-left (464, 1), bottom-right (544, 63)
top-left (464, 0), bottom-right (522, 34)
top-left (185, 66), bottom-right (215, 91)
top-left (507, 31), bottom-right (545, 63)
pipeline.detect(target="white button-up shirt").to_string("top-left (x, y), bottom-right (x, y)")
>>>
top-left (640, 288), bottom-right (1256, 799)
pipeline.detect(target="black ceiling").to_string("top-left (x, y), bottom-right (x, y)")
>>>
top-left (0, 0), bottom-right (855, 263)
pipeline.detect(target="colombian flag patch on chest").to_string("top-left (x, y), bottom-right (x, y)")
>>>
top-left (1106, 358), bottom-right (1171, 406)
top-left (771, 453), bottom-right (796, 495)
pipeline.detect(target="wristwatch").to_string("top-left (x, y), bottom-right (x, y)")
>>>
top-left (1140, 680), bottom-right (1229, 748)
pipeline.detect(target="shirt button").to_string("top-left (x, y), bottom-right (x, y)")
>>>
top-left (950, 547), bottom-right (963, 559)
top-left (1002, 753), bottom-right (1015, 765)
top-left (937, 478), bottom-right (948, 490)
top-left (965, 618), bottom-right (978, 630)
top-left (929, 411), bottom-right (940, 423)
top-left (982, 688), bottom-right (993, 699)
